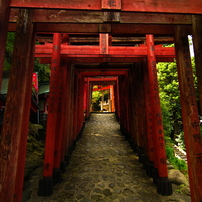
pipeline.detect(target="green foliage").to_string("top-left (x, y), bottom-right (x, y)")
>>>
top-left (165, 142), bottom-right (188, 175)
top-left (34, 58), bottom-right (50, 82)
top-left (175, 132), bottom-right (186, 150)
top-left (4, 32), bottom-right (50, 82)
top-left (157, 61), bottom-right (181, 138)
top-left (27, 132), bottom-right (44, 156)
top-left (91, 88), bottom-right (109, 111)
top-left (91, 90), bottom-right (102, 111)
top-left (4, 32), bottom-right (15, 70)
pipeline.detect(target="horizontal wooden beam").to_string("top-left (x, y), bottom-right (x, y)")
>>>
top-left (85, 77), bottom-right (118, 81)
top-left (35, 44), bottom-right (175, 55)
top-left (36, 35), bottom-right (174, 45)
top-left (78, 70), bottom-right (128, 77)
top-left (8, 23), bottom-right (191, 35)
top-left (39, 56), bottom-right (174, 64)
top-left (9, 9), bottom-right (192, 25)
top-left (10, 0), bottom-right (202, 14)
top-left (92, 86), bottom-right (112, 91)
top-left (91, 82), bottom-right (116, 86)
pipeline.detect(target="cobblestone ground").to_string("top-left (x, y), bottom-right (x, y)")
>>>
top-left (28, 113), bottom-right (191, 202)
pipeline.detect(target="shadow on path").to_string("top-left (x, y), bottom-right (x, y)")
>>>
top-left (28, 113), bottom-right (191, 202)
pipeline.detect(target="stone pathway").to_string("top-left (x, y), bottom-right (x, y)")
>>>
top-left (27, 113), bottom-right (191, 202)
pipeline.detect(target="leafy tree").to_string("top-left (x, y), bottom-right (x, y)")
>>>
top-left (157, 57), bottom-right (198, 139)
top-left (157, 61), bottom-right (181, 139)
top-left (34, 59), bottom-right (50, 82)
top-left (91, 87), bottom-right (109, 111)
top-left (4, 32), bottom-right (15, 70)
top-left (4, 32), bottom-right (50, 82)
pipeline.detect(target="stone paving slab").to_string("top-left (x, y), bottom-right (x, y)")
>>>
top-left (28, 113), bottom-right (191, 202)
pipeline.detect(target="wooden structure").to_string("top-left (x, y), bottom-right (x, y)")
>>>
top-left (0, 1), bottom-right (202, 201)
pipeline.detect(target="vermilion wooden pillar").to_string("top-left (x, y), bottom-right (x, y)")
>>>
top-left (85, 78), bottom-right (90, 119)
top-left (123, 75), bottom-right (129, 136)
top-left (174, 26), bottom-right (202, 202)
top-left (73, 72), bottom-right (79, 141)
top-left (136, 64), bottom-right (148, 165)
top-left (0, 9), bottom-right (34, 202)
top-left (0, 0), bottom-right (11, 89)
top-left (61, 62), bottom-right (71, 165)
top-left (75, 73), bottom-right (82, 140)
top-left (114, 78), bottom-right (120, 120)
top-left (121, 74), bottom-right (129, 137)
top-left (59, 59), bottom-right (70, 172)
top-left (119, 75), bottom-right (125, 134)
top-left (79, 76), bottom-right (85, 137)
top-left (83, 81), bottom-right (87, 119)
top-left (128, 64), bottom-right (138, 151)
top-left (68, 65), bottom-right (75, 154)
top-left (109, 85), bottom-right (115, 112)
top-left (38, 33), bottom-right (61, 196)
top-left (86, 79), bottom-right (92, 119)
top-left (146, 34), bottom-right (172, 195)
top-left (64, 64), bottom-right (74, 163)
top-left (52, 58), bottom-right (68, 184)
top-left (78, 75), bottom-right (84, 138)
top-left (192, 15), bottom-right (202, 116)
top-left (144, 64), bottom-right (155, 177)
top-left (124, 74), bottom-right (130, 135)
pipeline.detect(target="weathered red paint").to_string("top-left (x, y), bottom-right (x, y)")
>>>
top-left (146, 34), bottom-right (168, 178)
top-left (35, 44), bottom-right (175, 57)
top-left (115, 78), bottom-right (120, 119)
top-left (144, 67), bottom-right (154, 163)
top-left (53, 59), bottom-right (67, 170)
top-left (100, 33), bottom-right (109, 54)
top-left (174, 25), bottom-right (202, 202)
top-left (0, 9), bottom-right (34, 202)
top-left (43, 33), bottom-right (61, 177)
top-left (61, 62), bottom-right (71, 160)
top-left (68, 65), bottom-right (75, 149)
top-left (10, 0), bottom-right (202, 14)
top-left (102, 0), bottom-right (121, 10)
top-left (38, 56), bottom-right (174, 64)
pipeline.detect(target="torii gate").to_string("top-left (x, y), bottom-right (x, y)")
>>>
top-left (1, 1), bottom-right (202, 202)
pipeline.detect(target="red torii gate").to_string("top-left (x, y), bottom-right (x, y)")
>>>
top-left (1, 1), bottom-right (202, 202)
top-left (35, 36), bottom-right (174, 197)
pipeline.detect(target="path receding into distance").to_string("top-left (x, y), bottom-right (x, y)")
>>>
top-left (28, 113), bottom-right (191, 202)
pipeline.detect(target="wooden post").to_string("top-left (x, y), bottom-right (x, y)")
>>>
top-left (59, 58), bottom-right (69, 172)
top-left (144, 62), bottom-right (155, 177)
top-left (192, 15), bottom-right (202, 116)
top-left (61, 62), bottom-right (71, 166)
top-left (52, 58), bottom-right (68, 184)
top-left (127, 65), bottom-right (138, 151)
top-left (83, 81), bottom-right (87, 119)
top-left (0, 0), bottom-right (11, 89)
top-left (79, 76), bottom-right (85, 136)
top-left (38, 33), bottom-right (61, 196)
top-left (146, 34), bottom-right (172, 195)
top-left (119, 75), bottom-right (125, 134)
top-left (100, 33), bottom-right (109, 54)
top-left (68, 65), bottom-right (75, 155)
top-left (114, 78), bottom-right (120, 120)
top-left (73, 72), bottom-right (79, 141)
top-left (110, 85), bottom-right (115, 112)
top-left (124, 75), bottom-right (130, 135)
top-left (174, 25), bottom-right (202, 202)
top-left (136, 64), bottom-right (148, 166)
top-left (86, 78), bottom-right (92, 119)
top-left (0, 9), bottom-right (34, 202)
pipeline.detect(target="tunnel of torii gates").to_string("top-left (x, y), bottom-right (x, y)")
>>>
top-left (1, 1), bottom-right (202, 202)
